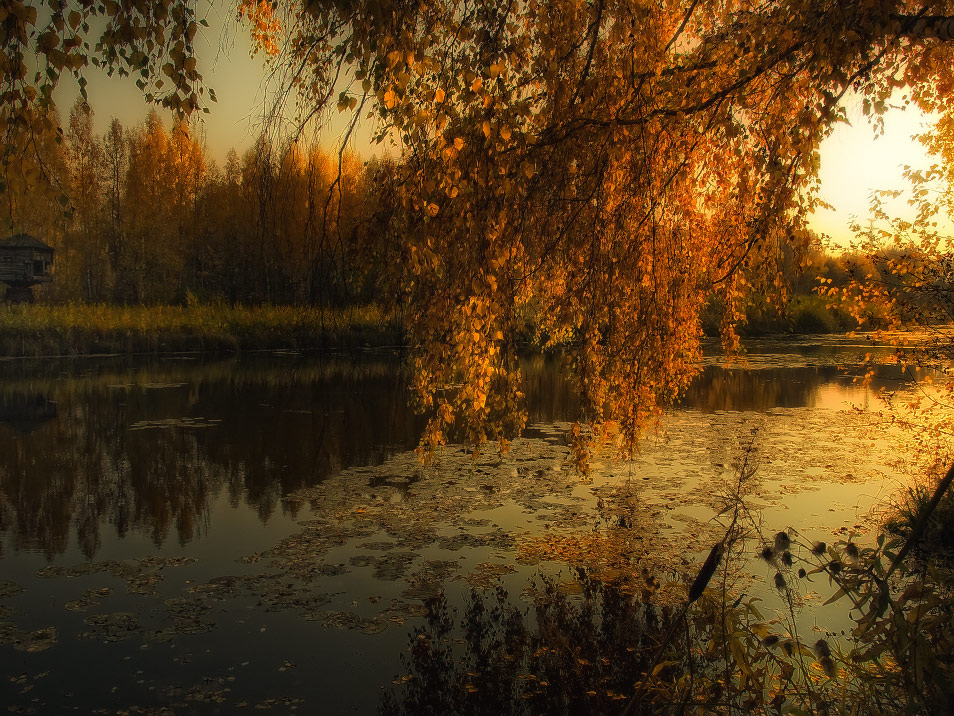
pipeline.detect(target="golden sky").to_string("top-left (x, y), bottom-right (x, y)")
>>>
top-left (60, 19), bottom-right (950, 251)
top-left (808, 97), bottom-right (952, 247)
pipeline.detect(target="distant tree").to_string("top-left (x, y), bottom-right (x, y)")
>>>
top-left (64, 99), bottom-right (107, 300)
top-left (102, 117), bottom-right (129, 298)
top-left (1, 0), bottom-right (207, 235)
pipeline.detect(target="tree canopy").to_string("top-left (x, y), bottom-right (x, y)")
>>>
top-left (5, 0), bottom-right (954, 459)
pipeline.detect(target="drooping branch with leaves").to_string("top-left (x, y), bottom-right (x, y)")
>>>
top-left (238, 0), bottom-right (954, 458)
top-left (6, 0), bottom-right (954, 458)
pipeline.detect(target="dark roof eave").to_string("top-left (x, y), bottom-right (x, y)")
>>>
top-left (0, 233), bottom-right (54, 251)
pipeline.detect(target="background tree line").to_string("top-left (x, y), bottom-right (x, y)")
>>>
top-left (2, 99), bottom-right (397, 307)
top-left (3, 99), bottom-right (950, 346)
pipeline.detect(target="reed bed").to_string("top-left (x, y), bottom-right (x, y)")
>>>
top-left (0, 303), bottom-right (404, 356)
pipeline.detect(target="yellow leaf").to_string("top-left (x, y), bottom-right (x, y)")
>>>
top-left (454, 137), bottom-right (464, 151)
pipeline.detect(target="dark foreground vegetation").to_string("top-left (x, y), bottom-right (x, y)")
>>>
top-left (380, 461), bottom-right (954, 716)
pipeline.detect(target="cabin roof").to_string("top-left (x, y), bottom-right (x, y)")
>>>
top-left (0, 233), bottom-right (53, 251)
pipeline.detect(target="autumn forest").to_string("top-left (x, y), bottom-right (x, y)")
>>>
top-left (9, 100), bottom-right (394, 306)
top-left (4, 1), bottom-right (954, 714)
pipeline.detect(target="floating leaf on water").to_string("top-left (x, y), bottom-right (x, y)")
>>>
top-left (358, 618), bottom-right (389, 635)
top-left (128, 417), bottom-right (221, 431)
top-left (0, 580), bottom-right (25, 600)
top-left (0, 623), bottom-right (57, 652)
top-left (349, 552), bottom-right (418, 581)
top-left (81, 612), bottom-right (140, 642)
top-left (64, 586), bottom-right (111, 612)
top-left (464, 562), bottom-right (516, 590)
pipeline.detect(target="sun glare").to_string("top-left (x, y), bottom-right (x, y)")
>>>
top-left (809, 98), bottom-right (952, 248)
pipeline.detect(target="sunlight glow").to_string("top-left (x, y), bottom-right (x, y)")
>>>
top-left (809, 99), bottom-right (953, 248)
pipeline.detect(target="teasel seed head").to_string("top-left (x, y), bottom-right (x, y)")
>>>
top-left (774, 531), bottom-right (791, 551)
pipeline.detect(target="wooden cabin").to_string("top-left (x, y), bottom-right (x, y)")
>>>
top-left (0, 233), bottom-right (53, 302)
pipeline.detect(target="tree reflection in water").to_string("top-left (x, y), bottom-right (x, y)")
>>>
top-left (0, 354), bottom-right (579, 558)
top-left (0, 356), bottom-right (425, 558)
top-left (0, 351), bottom-right (897, 559)
top-left (381, 571), bottom-right (700, 716)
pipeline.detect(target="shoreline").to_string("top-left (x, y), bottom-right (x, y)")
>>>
top-left (0, 303), bottom-right (405, 358)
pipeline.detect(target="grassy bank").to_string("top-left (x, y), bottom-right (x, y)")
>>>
top-left (702, 293), bottom-right (887, 336)
top-left (0, 303), bottom-right (405, 357)
top-left (0, 295), bottom-right (890, 358)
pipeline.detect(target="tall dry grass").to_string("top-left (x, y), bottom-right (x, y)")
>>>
top-left (0, 303), bottom-right (404, 356)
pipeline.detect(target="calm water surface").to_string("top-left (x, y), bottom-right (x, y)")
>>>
top-left (0, 338), bottom-right (932, 713)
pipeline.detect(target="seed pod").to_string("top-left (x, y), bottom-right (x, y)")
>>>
top-left (798, 568), bottom-right (807, 579)
top-left (688, 542), bottom-right (724, 603)
top-left (845, 542), bottom-right (859, 560)
top-left (782, 640), bottom-right (794, 656)
top-left (760, 546), bottom-right (775, 562)
top-left (811, 541), bottom-right (827, 555)
top-left (774, 531), bottom-right (791, 551)
top-left (762, 634), bottom-right (780, 648)
top-left (828, 560), bottom-right (842, 575)
top-left (820, 656), bottom-right (836, 678)
top-left (813, 639), bottom-right (831, 659)
top-left (781, 551), bottom-right (793, 566)
top-left (774, 571), bottom-right (786, 590)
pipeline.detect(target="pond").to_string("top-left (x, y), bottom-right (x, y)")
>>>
top-left (0, 337), bottom-right (934, 714)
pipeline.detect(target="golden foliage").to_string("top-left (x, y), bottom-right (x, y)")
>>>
top-left (238, 0), bottom-right (954, 458)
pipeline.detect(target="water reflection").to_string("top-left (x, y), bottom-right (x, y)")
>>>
top-left (682, 363), bottom-right (925, 412)
top-left (380, 573), bottom-right (689, 716)
top-left (0, 349), bottom-right (911, 558)
top-left (0, 355), bottom-right (424, 558)
top-left (0, 392), bottom-right (57, 432)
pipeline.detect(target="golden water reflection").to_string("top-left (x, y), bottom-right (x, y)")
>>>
top-left (0, 348), bottom-right (928, 559)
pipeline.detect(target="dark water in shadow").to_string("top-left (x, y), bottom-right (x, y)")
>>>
top-left (0, 341), bottom-right (928, 713)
